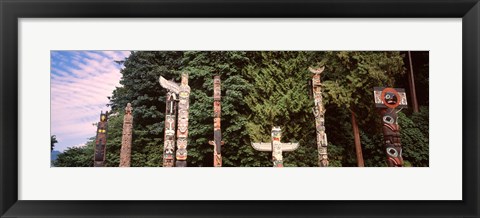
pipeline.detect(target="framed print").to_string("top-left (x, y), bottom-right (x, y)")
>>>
top-left (1, 0), bottom-right (479, 217)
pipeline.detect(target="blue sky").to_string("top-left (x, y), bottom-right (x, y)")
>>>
top-left (51, 51), bottom-right (131, 152)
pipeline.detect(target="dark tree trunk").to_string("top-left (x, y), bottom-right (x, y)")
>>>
top-left (407, 51), bottom-right (419, 113)
top-left (351, 110), bottom-right (364, 167)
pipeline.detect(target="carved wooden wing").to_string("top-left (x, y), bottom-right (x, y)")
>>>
top-left (308, 66), bottom-right (325, 74)
top-left (159, 76), bottom-right (180, 94)
top-left (280, 143), bottom-right (299, 151)
top-left (251, 143), bottom-right (272, 151)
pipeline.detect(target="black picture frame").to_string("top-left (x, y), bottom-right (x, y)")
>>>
top-left (1, 0), bottom-right (478, 217)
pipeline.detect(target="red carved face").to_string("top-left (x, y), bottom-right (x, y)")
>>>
top-left (385, 146), bottom-right (403, 166)
top-left (214, 118), bottom-right (221, 129)
top-left (176, 149), bottom-right (187, 160)
top-left (381, 88), bottom-right (401, 109)
top-left (271, 127), bottom-right (282, 142)
top-left (178, 118), bottom-right (188, 134)
top-left (177, 138), bottom-right (187, 149)
top-left (274, 161), bottom-right (284, 167)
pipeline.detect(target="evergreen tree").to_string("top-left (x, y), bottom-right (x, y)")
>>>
top-left (54, 138), bottom-right (94, 167)
top-left (51, 135), bottom-right (58, 151)
top-left (54, 51), bottom-right (429, 167)
top-left (180, 51), bottom-right (252, 166)
top-left (319, 51), bottom-right (405, 166)
top-left (109, 51), bottom-right (184, 167)
top-left (243, 51), bottom-right (318, 166)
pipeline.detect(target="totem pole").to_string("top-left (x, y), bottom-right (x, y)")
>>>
top-left (159, 76), bottom-right (180, 167)
top-left (176, 73), bottom-right (191, 167)
top-left (163, 92), bottom-right (177, 167)
top-left (94, 111), bottom-right (108, 167)
top-left (119, 103), bottom-right (133, 167)
top-left (159, 73), bottom-right (190, 167)
top-left (251, 127), bottom-right (299, 167)
top-left (373, 87), bottom-right (408, 167)
top-left (208, 76), bottom-right (224, 167)
top-left (309, 66), bottom-right (329, 167)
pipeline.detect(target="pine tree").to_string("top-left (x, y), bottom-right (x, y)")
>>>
top-left (54, 51), bottom-right (429, 167)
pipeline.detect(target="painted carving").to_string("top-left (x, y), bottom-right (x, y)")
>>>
top-left (162, 92), bottom-right (177, 167)
top-left (309, 66), bottom-right (329, 167)
top-left (159, 76), bottom-right (180, 94)
top-left (175, 73), bottom-right (191, 167)
top-left (159, 76), bottom-right (181, 167)
top-left (159, 73), bottom-right (190, 167)
top-left (251, 127), bottom-right (299, 167)
top-left (119, 103), bottom-right (133, 167)
top-left (208, 75), bottom-right (224, 167)
top-left (94, 111), bottom-right (108, 167)
top-left (374, 87), bottom-right (408, 167)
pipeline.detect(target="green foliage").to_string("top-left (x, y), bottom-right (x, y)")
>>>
top-left (181, 51), bottom-right (253, 167)
top-left (109, 51), bottom-right (184, 167)
top-left (103, 112), bottom-right (124, 167)
top-left (51, 135), bottom-right (58, 151)
top-left (55, 51), bottom-right (429, 167)
top-left (54, 138), bottom-right (94, 167)
top-left (322, 51), bottom-right (405, 122)
top-left (398, 107), bottom-right (429, 167)
top-left (243, 51), bottom-right (318, 166)
top-left (319, 51), bottom-right (407, 167)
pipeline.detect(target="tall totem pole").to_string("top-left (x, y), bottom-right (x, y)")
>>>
top-left (373, 87), bottom-right (408, 167)
top-left (159, 76), bottom-right (180, 167)
top-left (176, 73), bottom-right (191, 167)
top-left (208, 76), bottom-right (224, 167)
top-left (251, 127), bottom-right (299, 167)
top-left (159, 73), bottom-right (190, 167)
top-left (162, 92), bottom-right (178, 167)
top-left (94, 111), bottom-right (108, 167)
top-left (309, 66), bottom-right (329, 167)
top-left (119, 103), bottom-right (133, 167)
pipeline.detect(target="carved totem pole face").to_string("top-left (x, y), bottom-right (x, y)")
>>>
top-left (119, 103), bottom-right (133, 167)
top-left (310, 66), bottom-right (329, 167)
top-left (213, 117), bottom-right (221, 130)
top-left (162, 92), bottom-right (177, 167)
top-left (94, 112), bottom-right (108, 166)
top-left (125, 103), bottom-right (132, 114)
top-left (374, 87), bottom-right (408, 167)
top-left (271, 127), bottom-right (283, 167)
top-left (251, 126), bottom-right (299, 167)
top-left (380, 109), bottom-right (403, 167)
top-left (176, 138), bottom-right (188, 160)
top-left (213, 76), bottom-right (221, 100)
top-left (178, 117), bottom-right (188, 136)
top-left (165, 116), bottom-right (175, 137)
top-left (174, 72), bottom-right (190, 167)
top-left (181, 73), bottom-right (189, 86)
top-left (164, 140), bottom-right (175, 155)
top-left (271, 127), bottom-right (282, 141)
top-left (210, 75), bottom-right (223, 167)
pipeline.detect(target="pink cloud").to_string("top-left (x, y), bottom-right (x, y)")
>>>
top-left (51, 51), bottom-right (130, 152)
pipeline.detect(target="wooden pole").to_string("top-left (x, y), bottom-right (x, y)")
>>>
top-left (379, 108), bottom-right (404, 167)
top-left (209, 75), bottom-right (223, 167)
top-left (351, 110), bottom-right (364, 167)
top-left (407, 51), bottom-right (419, 113)
top-left (251, 127), bottom-right (299, 167)
top-left (162, 93), bottom-right (177, 167)
top-left (309, 66), bottom-right (329, 167)
top-left (119, 103), bottom-right (133, 167)
top-left (94, 111), bottom-right (108, 167)
top-left (175, 73), bottom-right (191, 167)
